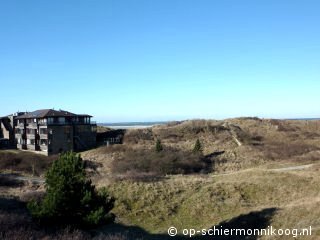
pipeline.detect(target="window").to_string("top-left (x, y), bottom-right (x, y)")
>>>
top-left (58, 117), bottom-right (65, 124)
top-left (40, 139), bottom-right (47, 145)
top-left (39, 118), bottom-right (47, 124)
top-left (48, 118), bottom-right (54, 124)
top-left (78, 117), bottom-right (84, 123)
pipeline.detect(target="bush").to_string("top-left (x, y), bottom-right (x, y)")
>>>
top-left (0, 151), bottom-right (55, 176)
top-left (111, 148), bottom-right (211, 176)
top-left (193, 139), bottom-right (203, 153)
top-left (155, 139), bottom-right (163, 152)
top-left (27, 152), bottom-right (115, 227)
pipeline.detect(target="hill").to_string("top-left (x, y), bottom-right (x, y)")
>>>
top-left (83, 118), bottom-right (320, 178)
top-left (1, 118), bottom-right (320, 239)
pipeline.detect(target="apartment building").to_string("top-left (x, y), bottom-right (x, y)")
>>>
top-left (3, 109), bottom-right (97, 155)
top-left (0, 112), bottom-right (26, 148)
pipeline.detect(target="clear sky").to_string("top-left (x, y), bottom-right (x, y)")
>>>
top-left (0, 0), bottom-right (319, 122)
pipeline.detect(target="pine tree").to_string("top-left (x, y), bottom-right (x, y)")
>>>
top-left (28, 152), bottom-right (114, 226)
top-left (193, 139), bottom-right (203, 153)
top-left (155, 139), bottom-right (163, 152)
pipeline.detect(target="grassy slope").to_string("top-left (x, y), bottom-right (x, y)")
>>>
top-left (99, 165), bottom-right (320, 239)
top-left (81, 119), bottom-right (320, 238)
top-left (84, 118), bottom-right (320, 176)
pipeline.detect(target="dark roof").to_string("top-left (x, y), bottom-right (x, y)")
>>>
top-left (77, 114), bottom-right (93, 117)
top-left (15, 109), bottom-right (79, 119)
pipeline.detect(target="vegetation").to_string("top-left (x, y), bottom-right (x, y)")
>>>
top-left (192, 139), bottom-right (203, 153)
top-left (0, 196), bottom-right (130, 240)
top-left (27, 152), bottom-right (115, 227)
top-left (0, 150), bottom-right (55, 176)
top-left (106, 166), bottom-right (320, 238)
top-left (155, 139), bottom-right (163, 152)
top-left (111, 147), bottom-right (211, 177)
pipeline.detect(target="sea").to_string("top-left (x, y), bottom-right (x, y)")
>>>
top-left (98, 121), bottom-right (169, 129)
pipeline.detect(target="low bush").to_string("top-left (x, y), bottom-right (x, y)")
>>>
top-left (111, 147), bottom-right (212, 176)
top-left (123, 129), bottom-right (154, 144)
top-left (0, 151), bottom-right (55, 176)
top-left (260, 142), bottom-right (320, 160)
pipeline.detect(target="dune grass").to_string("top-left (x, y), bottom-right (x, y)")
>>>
top-left (99, 164), bottom-right (320, 238)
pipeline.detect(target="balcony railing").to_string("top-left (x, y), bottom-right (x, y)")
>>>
top-left (26, 144), bottom-right (40, 150)
top-left (17, 144), bottom-right (27, 150)
top-left (26, 134), bottom-right (39, 139)
top-left (40, 145), bottom-right (48, 151)
top-left (27, 123), bottom-right (38, 128)
top-left (15, 133), bottom-right (26, 139)
top-left (40, 134), bottom-right (48, 139)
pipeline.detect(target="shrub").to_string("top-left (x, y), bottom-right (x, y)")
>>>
top-left (111, 148), bottom-right (211, 176)
top-left (27, 152), bottom-right (115, 227)
top-left (193, 139), bottom-right (203, 153)
top-left (155, 139), bottom-right (163, 152)
top-left (0, 151), bottom-right (55, 176)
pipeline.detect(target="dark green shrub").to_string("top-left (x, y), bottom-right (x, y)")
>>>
top-left (193, 139), bottom-right (203, 153)
top-left (27, 152), bottom-right (114, 227)
top-left (155, 139), bottom-right (163, 152)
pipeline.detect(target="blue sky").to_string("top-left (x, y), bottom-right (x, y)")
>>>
top-left (0, 0), bottom-right (319, 122)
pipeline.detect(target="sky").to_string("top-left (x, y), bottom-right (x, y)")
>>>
top-left (0, 0), bottom-right (319, 122)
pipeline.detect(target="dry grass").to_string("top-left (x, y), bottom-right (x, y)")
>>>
top-left (111, 147), bottom-right (211, 177)
top-left (96, 164), bottom-right (320, 238)
top-left (0, 150), bottom-right (56, 176)
top-left (80, 118), bottom-right (320, 181)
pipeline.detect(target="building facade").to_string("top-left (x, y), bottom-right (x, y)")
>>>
top-left (2, 109), bottom-right (97, 155)
top-left (0, 112), bottom-right (25, 148)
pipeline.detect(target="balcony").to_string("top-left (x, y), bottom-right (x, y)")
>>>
top-left (27, 133), bottom-right (39, 139)
top-left (15, 133), bottom-right (26, 139)
top-left (45, 120), bottom-right (95, 125)
top-left (27, 123), bottom-right (37, 128)
top-left (27, 144), bottom-right (40, 151)
top-left (40, 134), bottom-right (48, 139)
top-left (17, 144), bottom-right (27, 150)
top-left (40, 145), bottom-right (48, 151)
top-left (17, 123), bottom-right (25, 127)
top-left (27, 134), bottom-right (35, 139)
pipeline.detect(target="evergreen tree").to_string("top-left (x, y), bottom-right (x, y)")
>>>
top-left (193, 139), bottom-right (203, 153)
top-left (28, 152), bottom-right (114, 226)
top-left (155, 139), bottom-right (163, 152)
